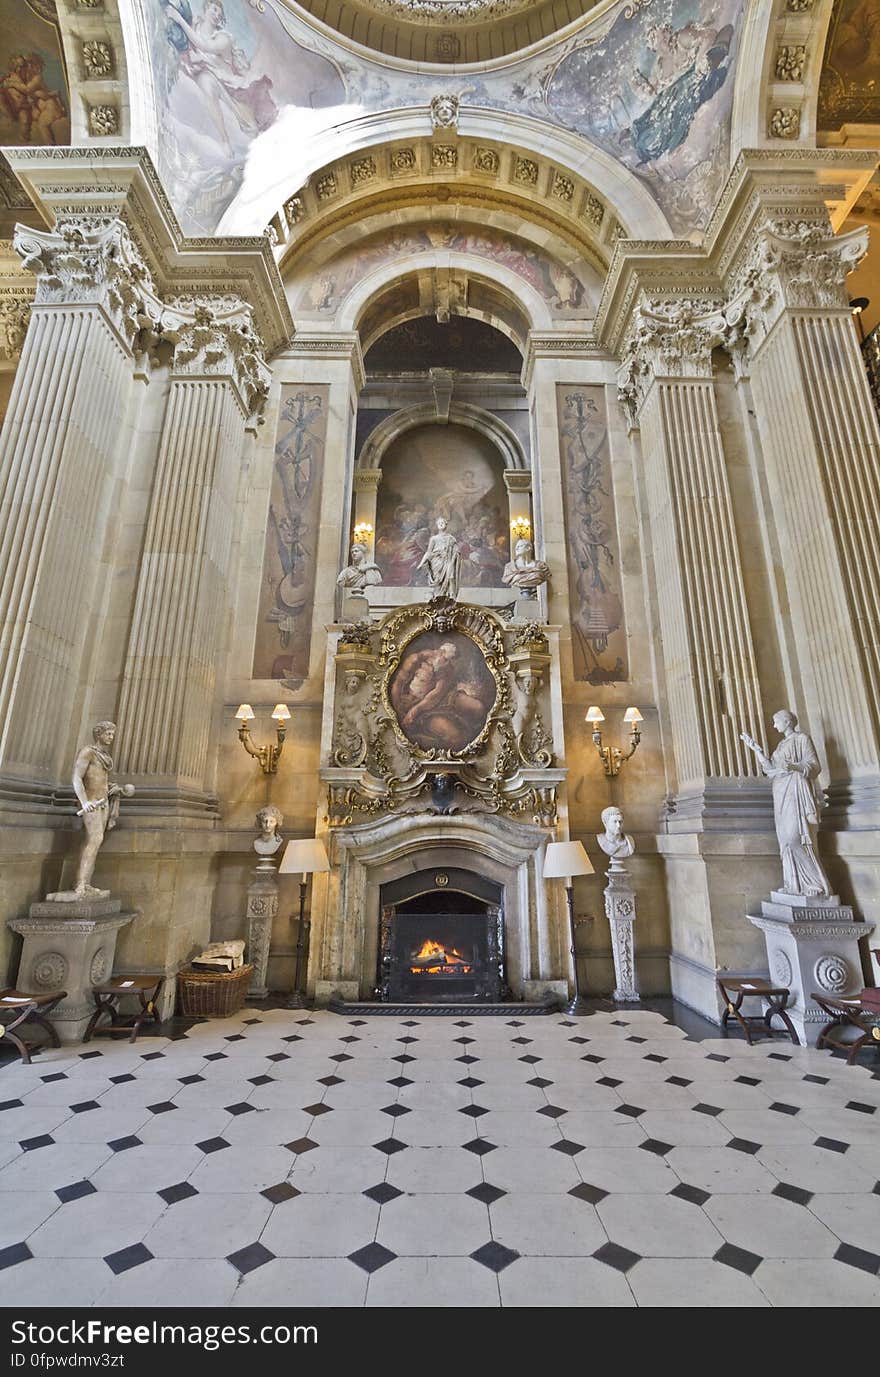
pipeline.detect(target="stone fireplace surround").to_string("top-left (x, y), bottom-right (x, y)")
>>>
top-left (310, 811), bottom-right (570, 1005)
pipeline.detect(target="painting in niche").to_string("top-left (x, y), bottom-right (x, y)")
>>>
top-left (388, 631), bottom-right (497, 754)
top-left (374, 424), bottom-right (509, 590)
top-left (147, 0), bottom-right (345, 234)
top-left (557, 386), bottom-right (628, 685)
top-left (252, 385), bottom-right (328, 683)
top-left (297, 224), bottom-right (590, 319)
top-left (0, 0), bottom-right (69, 146)
top-left (818, 0), bottom-right (880, 127)
top-left (544, 0), bottom-right (743, 233)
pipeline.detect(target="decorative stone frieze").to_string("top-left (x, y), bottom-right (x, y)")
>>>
top-left (350, 157), bottom-right (376, 186)
top-left (582, 194), bottom-right (604, 228)
top-left (283, 195), bottom-right (304, 225)
top-left (775, 45), bottom-right (806, 82)
top-left (316, 173), bottom-right (337, 201)
top-left (390, 148), bottom-right (416, 174)
top-left (431, 145), bottom-right (457, 169)
top-left (0, 292), bottom-right (31, 358)
top-left (769, 107), bottom-right (800, 139)
top-left (430, 95), bottom-right (459, 130)
top-left (88, 104), bottom-right (119, 137)
top-left (82, 40), bottom-right (113, 78)
top-left (514, 157), bottom-right (538, 186)
top-left (551, 171), bottom-right (575, 202)
top-left (473, 147), bottom-right (499, 174)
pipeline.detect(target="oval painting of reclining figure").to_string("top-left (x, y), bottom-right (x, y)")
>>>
top-left (388, 631), bottom-right (497, 754)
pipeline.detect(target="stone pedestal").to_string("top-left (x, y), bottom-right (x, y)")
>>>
top-left (8, 898), bottom-right (136, 1043)
top-left (748, 894), bottom-right (876, 1045)
top-left (604, 869), bottom-right (640, 1003)
top-left (245, 859), bottom-right (279, 999)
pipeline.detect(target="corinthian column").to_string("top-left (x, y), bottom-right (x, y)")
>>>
top-left (728, 212), bottom-right (880, 828)
top-left (0, 217), bottom-right (151, 786)
top-left (116, 296), bottom-right (269, 809)
top-left (619, 298), bottom-right (766, 823)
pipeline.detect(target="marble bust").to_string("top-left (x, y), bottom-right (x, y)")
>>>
top-left (502, 538), bottom-right (551, 596)
top-left (740, 709), bottom-right (832, 898)
top-left (597, 805), bottom-right (635, 867)
top-left (337, 542), bottom-right (382, 590)
top-left (254, 804), bottom-right (284, 857)
top-left (48, 721), bottom-right (135, 901)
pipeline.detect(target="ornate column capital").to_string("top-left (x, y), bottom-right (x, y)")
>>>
top-left (617, 296), bottom-right (727, 422)
top-left (353, 469), bottom-right (382, 493)
top-left (163, 294), bottom-right (270, 422)
top-left (12, 215), bottom-right (158, 355)
top-left (724, 216), bottom-right (869, 359)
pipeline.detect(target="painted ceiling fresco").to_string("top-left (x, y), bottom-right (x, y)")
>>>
top-left (0, 0), bottom-right (69, 147)
top-left (817, 0), bottom-right (880, 128)
top-left (144, 0), bottom-right (744, 237)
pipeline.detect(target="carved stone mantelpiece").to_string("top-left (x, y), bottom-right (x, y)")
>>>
top-left (323, 601), bottom-right (562, 828)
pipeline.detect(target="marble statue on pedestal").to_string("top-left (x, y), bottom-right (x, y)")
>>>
top-left (337, 542), bottom-right (382, 591)
top-left (502, 539), bottom-right (551, 597)
top-left (597, 806), bottom-right (639, 1002)
top-left (740, 709), bottom-right (832, 899)
top-left (47, 722), bottom-right (135, 902)
top-left (247, 804), bottom-right (284, 998)
top-left (416, 517), bottom-right (461, 600)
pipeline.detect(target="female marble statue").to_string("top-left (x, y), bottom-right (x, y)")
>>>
top-left (337, 542), bottom-right (382, 590)
top-left (254, 803), bottom-right (284, 857)
top-left (416, 516), bottom-right (461, 600)
top-left (740, 710), bottom-right (832, 898)
top-left (502, 538), bottom-right (551, 596)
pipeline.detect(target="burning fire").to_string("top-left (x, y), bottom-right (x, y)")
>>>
top-left (410, 938), bottom-right (473, 976)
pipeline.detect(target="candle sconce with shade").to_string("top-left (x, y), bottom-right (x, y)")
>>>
top-left (586, 706), bottom-right (643, 778)
top-left (235, 703), bottom-right (291, 775)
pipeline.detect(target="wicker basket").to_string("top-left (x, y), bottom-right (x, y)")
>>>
top-left (177, 964), bottom-right (254, 1018)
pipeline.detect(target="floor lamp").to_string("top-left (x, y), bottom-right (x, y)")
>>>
top-left (543, 840), bottom-right (594, 1016)
top-left (279, 838), bottom-right (330, 1010)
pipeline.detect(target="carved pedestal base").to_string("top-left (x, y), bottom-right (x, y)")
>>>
top-left (748, 896), bottom-right (875, 1046)
top-left (246, 861), bottom-right (278, 1000)
top-left (8, 899), bottom-right (136, 1043)
top-left (604, 871), bottom-right (640, 1002)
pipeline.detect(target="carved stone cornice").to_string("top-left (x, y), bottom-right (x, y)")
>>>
top-left (12, 216), bottom-right (157, 354)
top-left (284, 330), bottom-right (366, 393)
top-left (520, 330), bottom-right (606, 389)
top-left (164, 295), bottom-right (271, 420)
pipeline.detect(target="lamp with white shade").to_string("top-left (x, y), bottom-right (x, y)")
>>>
top-left (234, 702), bottom-right (291, 775)
top-left (279, 838), bottom-right (330, 1008)
top-left (586, 705), bottom-right (643, 777)
top-left (544, 839), bottom-right (594, 1016)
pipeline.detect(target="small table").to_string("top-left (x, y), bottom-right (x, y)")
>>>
top-left (84, 975), bottom-right (164, 1044)
top-left (812, 992), bottom-right (880, 1065)
top-left (717, 976), bottom-right (799, 1046)
top-left (0, 989), bottom-right (66, 1064)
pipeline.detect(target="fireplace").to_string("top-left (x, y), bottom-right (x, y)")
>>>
top-left (377, 869), bottom-right (506, 1003)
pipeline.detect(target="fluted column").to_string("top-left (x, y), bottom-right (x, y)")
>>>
top-left (0, 218), bottom-right (149, 785)
top-left (116, 297), bottom-right (269, 809)
top-left (619, 299), bottom-right (766, 825)
top-left (729, 214), bottom-right (880, 826)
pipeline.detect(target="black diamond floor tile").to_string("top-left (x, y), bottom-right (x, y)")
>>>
top-left (349, 1243), bottom-right (396, 1274)
top-left (537, 1105), bottom-right (567, 1119)
top-left (456, 1056), bottom-right (479, 1065)
top-left (104, 1243), bottom-right (153, 1275)
top-left (834, 1242), bottom-right (880, 1275)
top-left (458, 1077), bottom-right (483, 1089)
top-left (518, 1055), bottom-right (542, 1064)
top-left (692, 1103), bottom-right (723, 1117)
top-left (511, 1037), bottom-right (532, 1045)
top-left (714, 1243), bottom-right (761, 1276)
top-left (267, 1053), bottom-right (291, 1063)
top-left (735, 1076), bottom-right (762, 1087)
top-left (107, 1136), bottom-right (142, 1153)
top-left (204, 1053), bottom-right (227, 1063)
top-left (666, 1076), bottom-right (692, 1088)
top-left (453, 1021), bottom-right (471, 1028)
top-left (569, 1182), bottom-right (608, 1205)
top-left (0, 1242), bottom-right (32, 1271)
top-left (706, 1053), bottom-right (729, 1063)
top-left (846, 1101), bottom-right (876, 1115)
top-left (319, 1075), bottom-right (345, 1087)
top-left (803, 1074), bottom-right (829, 1085)
top-left (109, 1073), bottom-right (136, 1085)
top-left (550, 1139), bottom-right (585, 1156)
top-left (640, 1139), bottom-right (674, 1156)
top-left (69, 1101), bottom-right (101, 1114)
top-left (597, 1077), bottom-right (622, 1089)
top-left (227, 1242), bottom-right (274, 1275)
top-left (303, 1103), bottom-right (334, 1117)
top-left (381, 1104), bottom-right (411, 1118)
top-left (467, 1182), bottom-right (507, 1205)
top-left (767, 1053), bottom-right (791, 1062)
top-left (582, 1055), bottom-right (604, 1065)
top-left (140, 1052), bottom-right (164, 1062)
top-left (610, 1020), bottom-right (628, 1027)
top-left (249, 1075), bottom-right (275, 1087)
top-left (392, 1054), bottom-right (416, 1065)
top-left (726, 1138), bottom-right (761, 1155)
top-left (471, 1241), bottom-right (519, 1273)
top-left (340, 1036), bottom-right (361, 1044)
top-left (626, 1036), bottom-right (647, 1044)
top-left (527, 1077), bottom-right (553, 1088)
top-left (224, 1102), bottom-right (256, 1117)
top-left (615, 1104), bottom-right (645, 1118)
top-left (402, 1020), bottom-right (420, 1027)
top-left (178, 1075), bottom-right (204, 1085)
top-left (670, 1182), bottom-right (710, 1207)
top-left (769, 1102), bottom-right (800, 1116)
top-left (462, 1138), bottom-right (496, 1156)
top-left (285, 1138), bottom-right (319, 1155)
top-left (387, 1076), bottom-right (413, 1089)
top-left (372, 1138), bottom-right (407, 1156)
top-left (330, 1054), bottom-right (353, 1064)
top-left (593, 1241), bottom-right (640, 1273)
top-left (459, 1104), bottom-right (489, 1119)
top-left (195, 1137), bottom-right (230, 1154)
top-left (41, 1073), bottom-right (67, 1083)
top-left (397, 1036), bottom-right (418, 1044)
top-left (644, 1053), bottom-right (667, 1064)
top-left (772, 1182), bottom-right (813, 1207)
top-left (568, 1036), bottom-right (590, 1045)
top-left (56, 1180), bottom-right (97, 1204)
top-left (363, 1182), bottom-right (403, 1205)
top-left (815, 1136), bottom-right (849, 1154)
top-left (80, 1051), bottom-right (103, 1060)
top-left (146, 1102), bottom-right (177, 1116)
top-left (20, 1135), bottom-right (54, 1151)
top-left (225, 1035), bottom-right (246, 1043)
top-left (507, 1021), bottom-right (525, 1027)
top-left (281, 1035), bottom-right (302, 1044)
top-left (158, 1182), bottom-right (199, 1205)
top-left (261, 1183), bottom-right (300, 1205)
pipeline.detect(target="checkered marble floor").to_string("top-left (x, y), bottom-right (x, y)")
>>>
top-left (1, 1004), bottom-right (879, 1309)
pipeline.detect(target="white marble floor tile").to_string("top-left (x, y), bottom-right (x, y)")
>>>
top-left (756, 1144), bottom-right (880, 1194)
top-left (376, 1193), bottom-right (488, 1256)
top-left (366, 1256), bottom-right (499, 1307)
top-left (716, 1109), bottom-right (816, 1145)
top-left (481, 1147), bottom-right (582, 1194)
top-left (189, 1146), bottom-right (295, 1194)
top-left (291, 1146), bottom-right (383, 1194)
top-left (262, 1192), bottom-right (379, 1257)
top-left (28, 1191), bottom-right (165, 1257)
top-left (598, 1193), bottom-right (724, 1257)
top-left (628, 1258), bottom-right (770, 1307)
top-left (51, 1109), bottom-right (151, 1144)
top-left (667, 1146), bottom-right (779, 1194)
top-left (143, 1192), bottom-right (273, 1259)
top-left (0, 1190), bottom-right (61, 1245)
top-left (754, 1257), bottom-right (880, 1307)
top-left (5, 1257), bottom-right (112, 1306)
top-left (91, 1144), bottom-right (203, 1192)
top-left (498, 1255), bottom-right (635, 1307)
top-left (706, 1193), bottom-right (839, 1257)
top-left (385, 1146), bottom-right (484, 1194)
top-left (574, 1147), bottom-right (679, 1194)
top-left (0, 1143), bottom-right (111, 1192)
top-left (231, 1256), bottom-right (369, 1308)
top-left (804, 1193), bottom-right (880, 1253)
top-left (0, 1106), bottom-right (75, 1140)
top-left (97, 1258), bottom-right (240, 1308)
top-left (491, 1193), bottom-right (606, 1256)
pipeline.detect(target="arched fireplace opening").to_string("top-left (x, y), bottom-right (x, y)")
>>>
top-left (377, 868), bottom-right (506, 1003)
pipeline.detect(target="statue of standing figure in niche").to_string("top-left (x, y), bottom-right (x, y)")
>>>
top-left (47, 722), bottom-right (135, 901)
top-left (502, 538), bottom-right (551, 597)
top-left (337, 542), bottom-right (382, 590)
top-left (740, 710), bottom-right (832, 898)
top-left (416, 517), bottom-right (461, 600)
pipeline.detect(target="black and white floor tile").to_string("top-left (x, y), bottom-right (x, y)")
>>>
top-left (1, 1005), bottom-right (879, 1308)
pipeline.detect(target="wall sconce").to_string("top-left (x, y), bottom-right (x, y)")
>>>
top-left (850, 296), bottom-right (869, 344)
top-left (235, 703), bottom-right (290, 775)
top-left (353, 521), bottom-right (374, 545)
top-left (510, 515), bottom-right (532, 542)
top-left (586, 705), bottom-right (643, 777)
